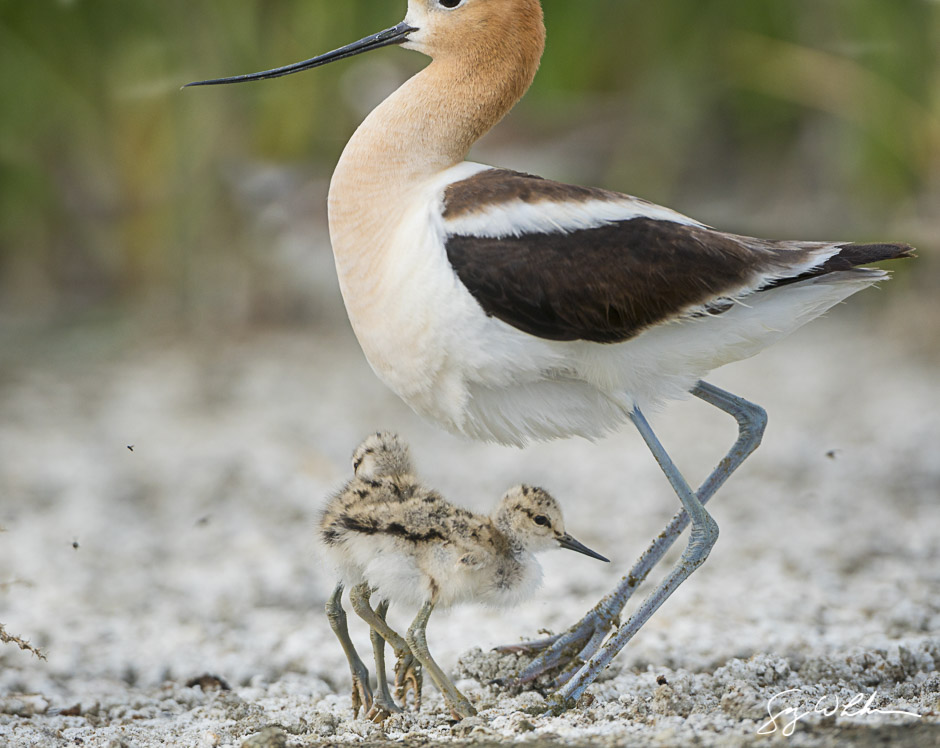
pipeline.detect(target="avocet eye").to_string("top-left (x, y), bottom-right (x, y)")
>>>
top-left (533, 515), bottom-right (549, 527)
top-left (439, 0), bottom-right (463, 8)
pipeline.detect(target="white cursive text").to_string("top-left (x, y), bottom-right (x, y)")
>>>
top-left (757, 688), bottom-right (921, 736)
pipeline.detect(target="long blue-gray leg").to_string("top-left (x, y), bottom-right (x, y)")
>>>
top-left (543, 385), bottom-right (767, 710)
top-left (325, 583), bottom-right (373, 718)
top-left (546, 403), bottom-right (718, 709)
top-left (512, 382), bottom-right (766, 685)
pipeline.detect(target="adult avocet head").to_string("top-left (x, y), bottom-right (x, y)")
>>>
top-left (185, 0), bottom-right (544, 90)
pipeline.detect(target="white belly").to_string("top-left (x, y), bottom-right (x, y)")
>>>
top-left (330, 164), bottom-right (877, 447)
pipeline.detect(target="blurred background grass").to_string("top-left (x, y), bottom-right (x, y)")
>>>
top-left (0, 0), bottom-right (937, 338)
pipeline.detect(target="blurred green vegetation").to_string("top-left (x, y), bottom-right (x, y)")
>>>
top-left (0, 0), bottom-right (936, 329)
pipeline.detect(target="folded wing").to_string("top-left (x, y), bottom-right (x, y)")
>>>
top-left (442, 168), bottom-right (913, 344)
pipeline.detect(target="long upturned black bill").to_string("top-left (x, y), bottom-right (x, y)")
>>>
top-left (184, 21), bottom-right (417, 88)
top-left (558, 533), bottom-right (610, 563)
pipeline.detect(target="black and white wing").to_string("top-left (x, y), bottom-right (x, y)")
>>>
top-left (442, 168), bottom-right (913, 344)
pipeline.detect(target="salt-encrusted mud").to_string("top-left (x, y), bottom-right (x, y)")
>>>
top-left (1, 302), bottom-right (937, 746)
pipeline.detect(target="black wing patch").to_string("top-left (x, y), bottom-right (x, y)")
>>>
top-left (445, 217), bottom-right (913, 344)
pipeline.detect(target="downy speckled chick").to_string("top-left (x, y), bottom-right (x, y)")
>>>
top-left (321, 431), bottom-right (425, 722)
top-left (320, 432), bottom-right (609, 720)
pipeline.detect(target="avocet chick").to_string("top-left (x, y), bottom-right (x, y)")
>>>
top-left (321, 432), bottom-right (424, 721)
top-left (320, 433), bottom-right (609, 720)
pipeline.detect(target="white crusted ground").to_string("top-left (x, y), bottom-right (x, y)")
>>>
top-left (0, 289), bottom-right (938, 746)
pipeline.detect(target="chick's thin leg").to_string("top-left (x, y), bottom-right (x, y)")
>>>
top-left (325, 583), bottom-right (373, 718)
top-left (364, 598), bottom-right (403, 721)
top-left (406, 599), bottom-right (476, 720)
top-left (349, 582), bottom-right (422, 711)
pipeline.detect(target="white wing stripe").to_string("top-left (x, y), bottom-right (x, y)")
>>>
top-left (444, 196), bottom-right (704, 239)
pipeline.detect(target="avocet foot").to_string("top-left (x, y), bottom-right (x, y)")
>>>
top-left (394, 651), bottom-right (423, 711)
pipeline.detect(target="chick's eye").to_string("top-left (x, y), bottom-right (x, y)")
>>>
top-left (533, 515), bottom-right (549, 527)
top-left (439, 0), bottom-right (463, 8)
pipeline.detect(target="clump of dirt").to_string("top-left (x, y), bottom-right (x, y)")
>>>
top-left (0, 623), bottom-right (45, 661)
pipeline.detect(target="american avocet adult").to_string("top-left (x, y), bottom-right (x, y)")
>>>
top-left (320, 431), bottom-right (608, 719)
top-left (187, 0), bottom-right (914, 710)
